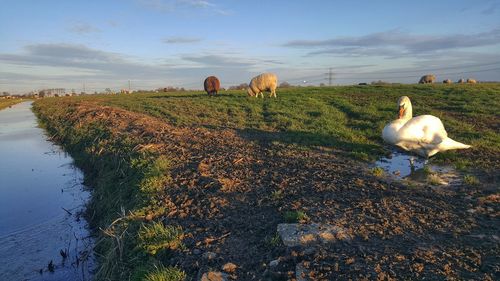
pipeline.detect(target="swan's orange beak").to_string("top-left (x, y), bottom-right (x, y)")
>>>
top-left (398, 106), bottom-right (405, 119)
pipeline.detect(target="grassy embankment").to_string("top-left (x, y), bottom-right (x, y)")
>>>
top-left (0, 98), bottom-right (24, 110)
top-left (33, 83), bottom-right (500, 280)
top-left (82, 83), bottom-right (500, 169)
top-left (33, 100), bottom-right (186, 280)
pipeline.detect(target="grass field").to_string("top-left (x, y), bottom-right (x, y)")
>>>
top-left (33, 84), bottom-right (500, 280)
top-left (0, 98), bottom-right (24, 110)
top-left (74, 83), bottom-right (500, 169)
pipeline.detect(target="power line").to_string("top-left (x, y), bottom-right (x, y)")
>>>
top-left (283, 61), bottom-right (500, 83)
top-left (3, 62), bottom-right (500, 92)
top-left (332, 66), bottom-right (500, 80)
top-left (330, 61), bottom-right (500, 75)
top-left (283, 65), bottom-right (500, 83)
top-left (325, 68), bottom-right (333, 86)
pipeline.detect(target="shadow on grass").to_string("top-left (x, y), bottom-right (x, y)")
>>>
top-left (235, 128), bottom-right (383, 156)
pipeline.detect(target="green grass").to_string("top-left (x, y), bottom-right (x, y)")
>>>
top-left (422, 165), bottom-right (433, 175)
top-left (270, 189), bottom-right (284, 201)
top-left (31, 99), bottom-right (184, 280)
top-left (138, 222), bottom-right (184, 255)
top-left (0, 98), bottom-right (24, 110)
top-left (371, 167), bottom-right (385, 177)
top-left (427, 174), bottom-right (443, 185)
top-left (66, 83), bottom-right (500, 169)
top-left (144, 265), bottom-right (186, 281)
top-left (284, 210), bottom-right (309, 223)
top-left (266, 232), bottom-right (282, 247)
top-left (464, 175), bottom-right (480, 186)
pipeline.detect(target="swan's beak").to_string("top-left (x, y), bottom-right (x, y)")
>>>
top-left (398, 106), bottom-right (405, 119)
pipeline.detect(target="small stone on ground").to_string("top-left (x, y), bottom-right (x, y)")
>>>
top-left (277, 223), bottom-right (349, 247)
top-left (222, 262), bottom-right (237, 273)
top-left (200, 271), bottom-right (229, 281)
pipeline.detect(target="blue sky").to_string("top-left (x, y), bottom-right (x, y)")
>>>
top-left (1, 0), bottom-right (500, 93)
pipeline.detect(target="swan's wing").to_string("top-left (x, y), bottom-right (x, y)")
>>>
top-left (398, 115), bottom-right (448, 144)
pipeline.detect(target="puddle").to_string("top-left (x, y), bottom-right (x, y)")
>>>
top-left (375, 149), bottom-right (462, 186)
top-left (375, 150), bottom-right (426, 178)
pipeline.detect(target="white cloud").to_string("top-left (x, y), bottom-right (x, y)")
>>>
top-left (283, 28), bottom-right (500, 57)
top-left (0, 44), bottom-right (279, 92)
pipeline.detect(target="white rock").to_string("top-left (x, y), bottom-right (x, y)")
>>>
top-left (269, 259), bottom-right (279, 267)
top-left (277, 223), bottom-right (349, 247)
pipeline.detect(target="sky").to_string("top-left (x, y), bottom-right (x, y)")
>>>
top-left (1, 0), bottom-right (500, 93)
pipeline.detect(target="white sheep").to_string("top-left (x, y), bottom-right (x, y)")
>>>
top-left (419, 74), bottom-right (436, 84)
top-left (247, 73), bottom-right (278, 98)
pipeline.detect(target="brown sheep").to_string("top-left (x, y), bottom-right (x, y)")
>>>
top-left (204, 76), bottom-right (221, 96)
top-left (443, 79), bottom-right (452, 84)
top-left (467, 78), bottom-right (477, 84)
top-left (419, 74), bottom-right (436, 84)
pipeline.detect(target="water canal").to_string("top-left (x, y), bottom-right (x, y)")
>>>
top-left (0, 102), bottom-right (94, 281)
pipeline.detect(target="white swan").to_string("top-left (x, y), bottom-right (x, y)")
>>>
top-left (382, 96), bottom-right (471, 158)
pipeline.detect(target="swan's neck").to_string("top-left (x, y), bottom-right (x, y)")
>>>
top-left (400, 103), bottom-right (413, 121)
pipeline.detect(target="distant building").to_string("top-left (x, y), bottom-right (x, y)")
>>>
top-left (39, 88), bottom-right (66, 97)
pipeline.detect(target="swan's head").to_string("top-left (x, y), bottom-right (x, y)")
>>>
top-left (397, 96), bottom-right (412, 119)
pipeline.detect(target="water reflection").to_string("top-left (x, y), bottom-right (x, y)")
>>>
top-left (0, 102), bottom-right (94, 281)
top-left (375, 149), bottom-right (461, 186)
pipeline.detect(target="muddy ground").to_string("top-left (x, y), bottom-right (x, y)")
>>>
top-left (44, 101), bottom-right (500, 280)
top-left (164, 127), bottom-right (499, 280)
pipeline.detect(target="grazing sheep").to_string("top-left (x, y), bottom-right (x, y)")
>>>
top-left (467, 78), bottom-right (477, 84)
top-left (203, 76), bottom-right (221, 97)
top-left (247, 73), bottom-right (278, 98)
top-left (457, 78), bottom-right (465, 84)
top-left (419, 74), bottom-right (436, 84)
top-left (443, 79), bottom-right (452, 84)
